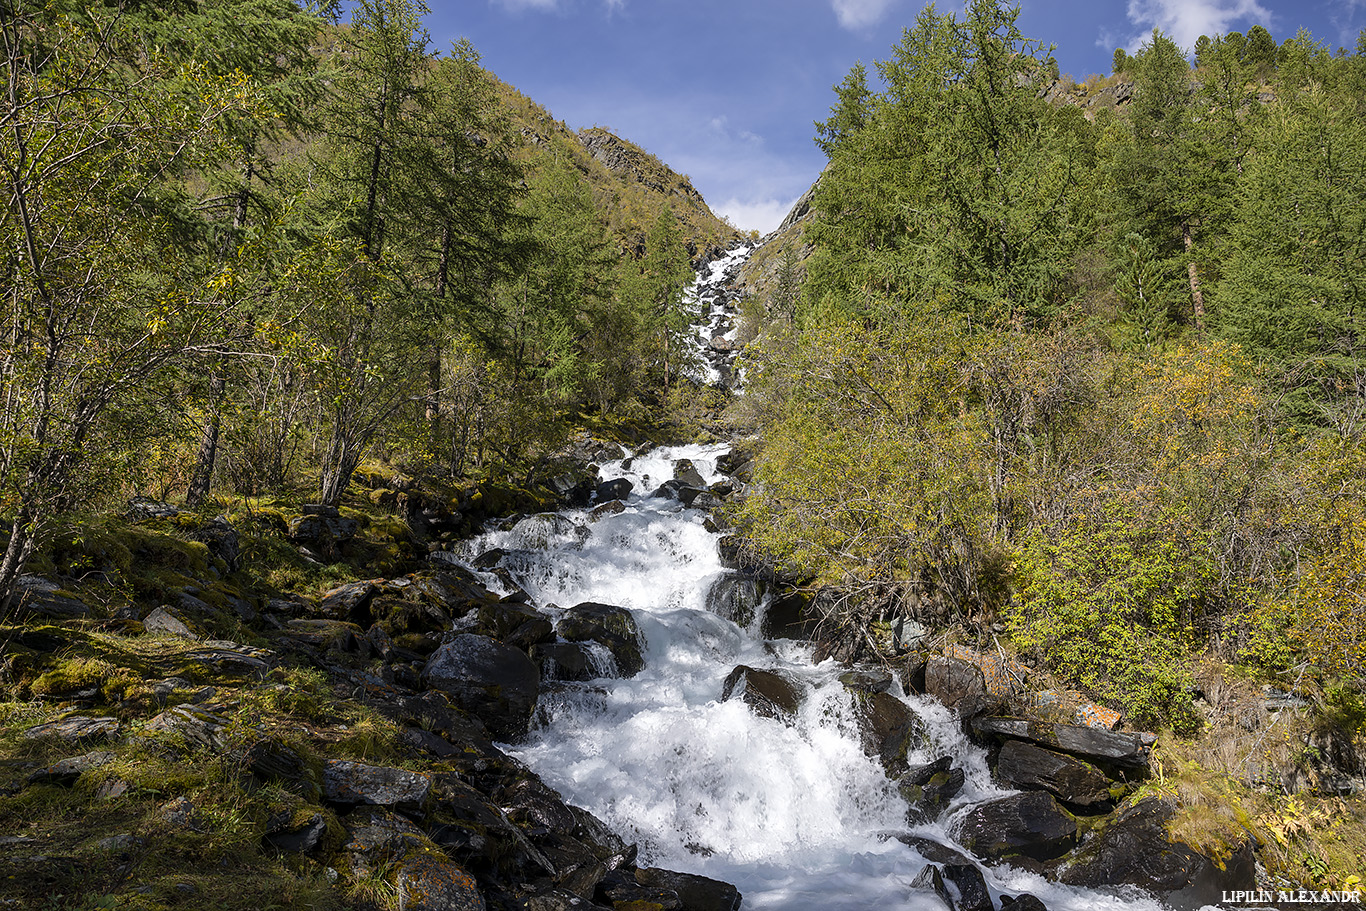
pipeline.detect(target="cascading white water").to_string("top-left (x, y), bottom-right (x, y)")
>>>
top-left (455, 247), bottom-right (1185, 910)
top-left (457, 441), bottom-right (1173, 911)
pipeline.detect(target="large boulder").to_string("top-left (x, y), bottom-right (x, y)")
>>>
top-left (848, 689), bottom-right (926, 776)
top-left (423, 634), bottom-right (541, 740)
top-left (556, 603), bottom-right (645, 678)
top-left (1058, 798), bottom-right (1255, 910)
top-left (720, 666), bottom-right (803, 722)
top-left (995, 739), bottom-right (1115, 808)
top-left (633, 867), bottom-right (742, 911)
top-left (971, 717), bottom-right (1151, 770)
top-left (954, 791), bottom-right (1077, 861)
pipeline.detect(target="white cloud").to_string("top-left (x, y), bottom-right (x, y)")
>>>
top-left (716, 196), bottom-right (800, 235)
top-left (830, 0), bottom-right (900, 31)
top-left (1123, 0), bottom-right (1273, 52)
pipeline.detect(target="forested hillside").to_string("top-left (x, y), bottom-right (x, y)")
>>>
top-left (740, 0), bottom-right (1366, 733)
top-left (0, 0), bottom-right (737, 611)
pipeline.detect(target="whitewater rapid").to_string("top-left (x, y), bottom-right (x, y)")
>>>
top-left (455, 440), bottom-right (1169, 911)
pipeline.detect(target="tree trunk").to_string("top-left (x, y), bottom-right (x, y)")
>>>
top-left (1183, 224), bottom-right (1206, 332)
top-left (0, 511), bottom-right (37, 623)
top-left (187, 368), bottom-right (227, 509)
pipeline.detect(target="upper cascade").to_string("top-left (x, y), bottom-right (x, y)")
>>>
top-left (687, 243), bottom-right (756, 389)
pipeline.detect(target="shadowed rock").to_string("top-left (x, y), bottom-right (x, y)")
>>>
top-left (954, 791), bottom-right (1077, 861)
top-left (423, 633), bottom-right (540, 739)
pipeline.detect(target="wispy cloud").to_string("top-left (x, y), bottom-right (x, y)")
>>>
top-left (830, 0), bottom-right (900, 31)
top-left (1122, 0), bottom-right (1273, 52)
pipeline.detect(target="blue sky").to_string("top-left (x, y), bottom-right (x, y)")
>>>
top-left (428, 1), bottom-right (1366, 234)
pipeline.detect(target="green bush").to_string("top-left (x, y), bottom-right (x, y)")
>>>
top-left (1008, 508), bottom-right (1213, 733)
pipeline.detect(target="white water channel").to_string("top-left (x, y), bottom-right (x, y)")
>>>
top-left (454, 246), bottom-right (1183, 910)
top-left (457, 442), bottom-right (1175, 911)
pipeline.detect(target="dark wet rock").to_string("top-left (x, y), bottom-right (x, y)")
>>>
top-left (1000, 894), bottom-right (1049, 910)
top-left (472, 600), bottom-right (555, 651)
top-left (422, 633), bottom-right (540, 740)
top-left (597, 871), bottom-right (682, 910)
top-left (925, 656), bottom-right (988, 712)
top-left (533, 641), bottom-right (613, 682)
top-left (944, 863), bottom-right (992, 911)
top-left (909, 864), bottom-right (953, 908)
top-left (715, 444), bottom-right (756, 481)
top-left (678, 487), bottom-right (723, 510)
top-left (996, 739), bottom-right (1115, 808)
top-left (672, 459), bottom-right (706, 487)
top-left (891, 653), bottom-right (929, 695)
top-left (887, 833), bottom-right (974, 867)
top-left (633, 867), bottom-right (742, 911)
top-left (27, 750), bottom-right (114, 786)
top-left (971, 717), bottom-right (1151, 769)
top-left (556, 603), bottom-right (645, 678)
top-left (650, 479), bottom-right (688, 501)
top-left (501, 778), bottom-right (580, 834)
top-left (1057, 798), bottom-right (1255, 910)
top-left (720, 665), bottom-right (803, 721)
top-left (705, 574), bottom-right (767, 628)
top-left (376, 593), bottom-right (455, 638)
top-left (397, 853), bottom-right (486, 911)
top-left (429, 775), bottom-right (555, 880)
top-left (762, 590), bottom-right (814, 640)
top-left (839, 668), bottom-right (895, 695)
top-left (23, 715), bottom-right (120, 745)
top-left (143, 606), bottom-right (198, 638)
top-left (850, 689), bottom-right (926, 776)
top-left (595, 478), bottom-right (633, 502)
top-left (899, 757), bottom-right (965, 824)
top-left (954, 791), bottom-right (1077, 861)
top-left (590, 500), bottom-right (626, 521)
top-left (323, 760), bottom-right (431, 812)
top-left (264, 811), bottom-right (326, 853)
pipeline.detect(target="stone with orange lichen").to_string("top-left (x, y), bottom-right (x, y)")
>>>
top-left (397, 852), bottom-right (485, 910)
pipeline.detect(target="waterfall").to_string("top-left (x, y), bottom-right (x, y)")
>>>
top-left (453, 246), bottom-right (1181, 910)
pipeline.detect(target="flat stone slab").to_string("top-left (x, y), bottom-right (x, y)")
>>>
top-left (996, 739), bottom-right (1115, 806)
top-left (23, 716), bottom-right (121, 745)
top-left (28, 751), bottom-right (115, 785)
top-left (324, 760), bottom-right (431, 812)
top-left (971, 716), bottom-right (1150, 768)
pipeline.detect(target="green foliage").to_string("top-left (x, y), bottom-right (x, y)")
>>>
top-left (804, 0), bottom-right (1089, 324)
top-left (1008, 511), bottom-right (1209, 732)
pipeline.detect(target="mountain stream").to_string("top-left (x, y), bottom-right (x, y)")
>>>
top-left (452, 246), bottom-right (1178, 911)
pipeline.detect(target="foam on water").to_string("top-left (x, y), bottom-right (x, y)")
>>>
top-left (462, 445), bottom-right (1183, 910)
